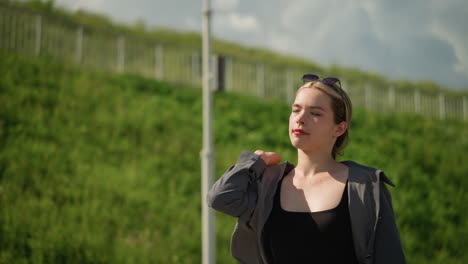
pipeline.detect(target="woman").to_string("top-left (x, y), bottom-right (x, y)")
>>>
top-left (207, 74), bottom-right (406, 264)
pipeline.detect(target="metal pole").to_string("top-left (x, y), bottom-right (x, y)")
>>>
top-left (201, 0), bottom-right (215, 263)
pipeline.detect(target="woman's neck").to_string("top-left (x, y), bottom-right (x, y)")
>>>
top-left (295, 149), bottom-right (339, 177)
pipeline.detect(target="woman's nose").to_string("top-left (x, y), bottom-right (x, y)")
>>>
top-left (295, 112), bottom-right (305, 124)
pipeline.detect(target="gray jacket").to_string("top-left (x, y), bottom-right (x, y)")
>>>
top-left (207, 151), bottom-right (406, 264)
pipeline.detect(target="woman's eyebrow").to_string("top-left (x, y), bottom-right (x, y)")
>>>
top-left (308, 106), bottom-right (325, 111)
top-left (292, 104), bottom-right (325, 111)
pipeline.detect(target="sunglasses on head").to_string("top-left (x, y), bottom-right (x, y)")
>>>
top-left (301, 74), bottom-right (342, 89)
top-left (301, 74), bottom-right (350, 122)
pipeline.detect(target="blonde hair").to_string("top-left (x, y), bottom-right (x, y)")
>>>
top-left (296, 81), bottom-right (353, 159)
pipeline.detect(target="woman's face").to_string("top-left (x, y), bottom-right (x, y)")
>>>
top-left (289, 87), bottom-right (346, 153)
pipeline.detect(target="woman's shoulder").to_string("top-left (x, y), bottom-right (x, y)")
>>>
top-left (342, 160), bottom-right (377, 171)
top-left (341, 160), bottom-right (395, 187)
top-left (262, 161), bottom-right (294, 178)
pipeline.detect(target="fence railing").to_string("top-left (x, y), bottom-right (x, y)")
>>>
top-left (1, 3), bottom-right (467, 121)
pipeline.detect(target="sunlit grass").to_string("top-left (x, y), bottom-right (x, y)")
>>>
top-left (0, 52), bottom-right (467, 263)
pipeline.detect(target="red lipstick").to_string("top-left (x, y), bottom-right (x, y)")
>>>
top-left (292, 129), bottom-right (310, 135)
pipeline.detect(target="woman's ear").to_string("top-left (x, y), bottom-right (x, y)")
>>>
top-left (335, 121), bottom-right (348, 137)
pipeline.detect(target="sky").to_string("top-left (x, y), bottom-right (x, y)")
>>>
top-left (55, 0), bottom-right (468, 90)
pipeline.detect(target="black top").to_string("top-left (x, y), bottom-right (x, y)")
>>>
top-left (263, 176), bottom-right (359, 264)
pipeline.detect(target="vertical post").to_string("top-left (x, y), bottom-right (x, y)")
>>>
top-left (257, 63), bottom-right (264, 98)
top-left (0, 12), bottom-right (4, 49)
top-left (388, 86), bottom-right (395, 111)
top-left (55, 23), bottom-right (61, 59)
top-left (211, 54), bottom-right (218, 91)
top-left (10, 13), bottom-right (16, 49)
top-left (344, 80), bottom-right (354, 105)
top-left (185, 53), bottom-right (189, 83)
top-left (463, 96), bottom-right (467, 122)
top-left (0, 12), bottom-right (3, 49)
top-left (35, 15), bottom-right (42, 56)
top-left (430, 95), bottom-right (435, 119)
top-left (365, 84), bottom-right (372, 110)
top-left (201, 0), bottom-right (215, 263)
top-left (225, 56), bottom-right (233, 92)
top-left (117, 35), bottom-right (125, 73)
top-left (76, 26), bottom-right (83, 64)
top-left (22, 16), bottom-right (28, 51)
top-left (176, 52), bottom-right (182, 82)
top-left (192, 51), bottom-right (200, 87)
top-left (155, 44), bottom-right (164, 79)
top-left (439, 93), bottom-right (445, 120)
top-left (18, 15), bottom-right (23, 51)
top-left (414, 89), bottom-right (421, 113)
top-left (341, 78), bottom-right (349, 93)
top-left (286, 69), bottom-right (294, 103)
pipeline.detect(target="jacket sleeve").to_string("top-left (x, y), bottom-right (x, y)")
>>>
top-left (206, 151), bottom-right (266, 220)
top-left (374, 174), bottom-right (407, 264)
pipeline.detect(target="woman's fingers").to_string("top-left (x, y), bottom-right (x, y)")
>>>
top-left (254, 150), bottom-right (282, 165)
top-left (265, 152), bottom-right (282, 165)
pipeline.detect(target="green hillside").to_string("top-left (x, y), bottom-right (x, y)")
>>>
top-left (1, 52), bottom-right (467, 263)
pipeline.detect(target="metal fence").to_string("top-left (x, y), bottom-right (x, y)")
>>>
top-left (1, 3), bottom-right (467, 121)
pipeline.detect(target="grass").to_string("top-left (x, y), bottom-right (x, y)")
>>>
top-left (0, 52), bottom-right (467, 263)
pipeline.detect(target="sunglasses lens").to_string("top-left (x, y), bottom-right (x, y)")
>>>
top-left (302, 74), bottom-right (319, 83)
top-left (301, 74), bottom-right (342, 89)
top-left (322, 77), bottom-right (341, 88)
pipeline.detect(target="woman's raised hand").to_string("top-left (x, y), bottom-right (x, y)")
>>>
top-left (254, 150), bottom-right (282, 166)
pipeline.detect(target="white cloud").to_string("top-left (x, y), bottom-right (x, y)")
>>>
top-left (217, 13), bottom-right (261, 33)
top-left (229, 13), bottom-right (260, 32)
top-left (270, 0), bottom-right (468, 87)
top-left (358, 0), bottom-right (433, 44)
top-left (276, 0), bottom-right (377, 66)
top-left (185, 17), bottom-right (199, 31)
top-left (429, 0), bottom-right (468, 78)
top-left (266, 29), bottom-right (297, 54)
top-left (213, 0), bottom-right (239, 11)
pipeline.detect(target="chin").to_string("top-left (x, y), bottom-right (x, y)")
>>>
top-left (290, 138), bottom-right (305, 150)
top-left (289, 138), bottom-right (317, 153)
